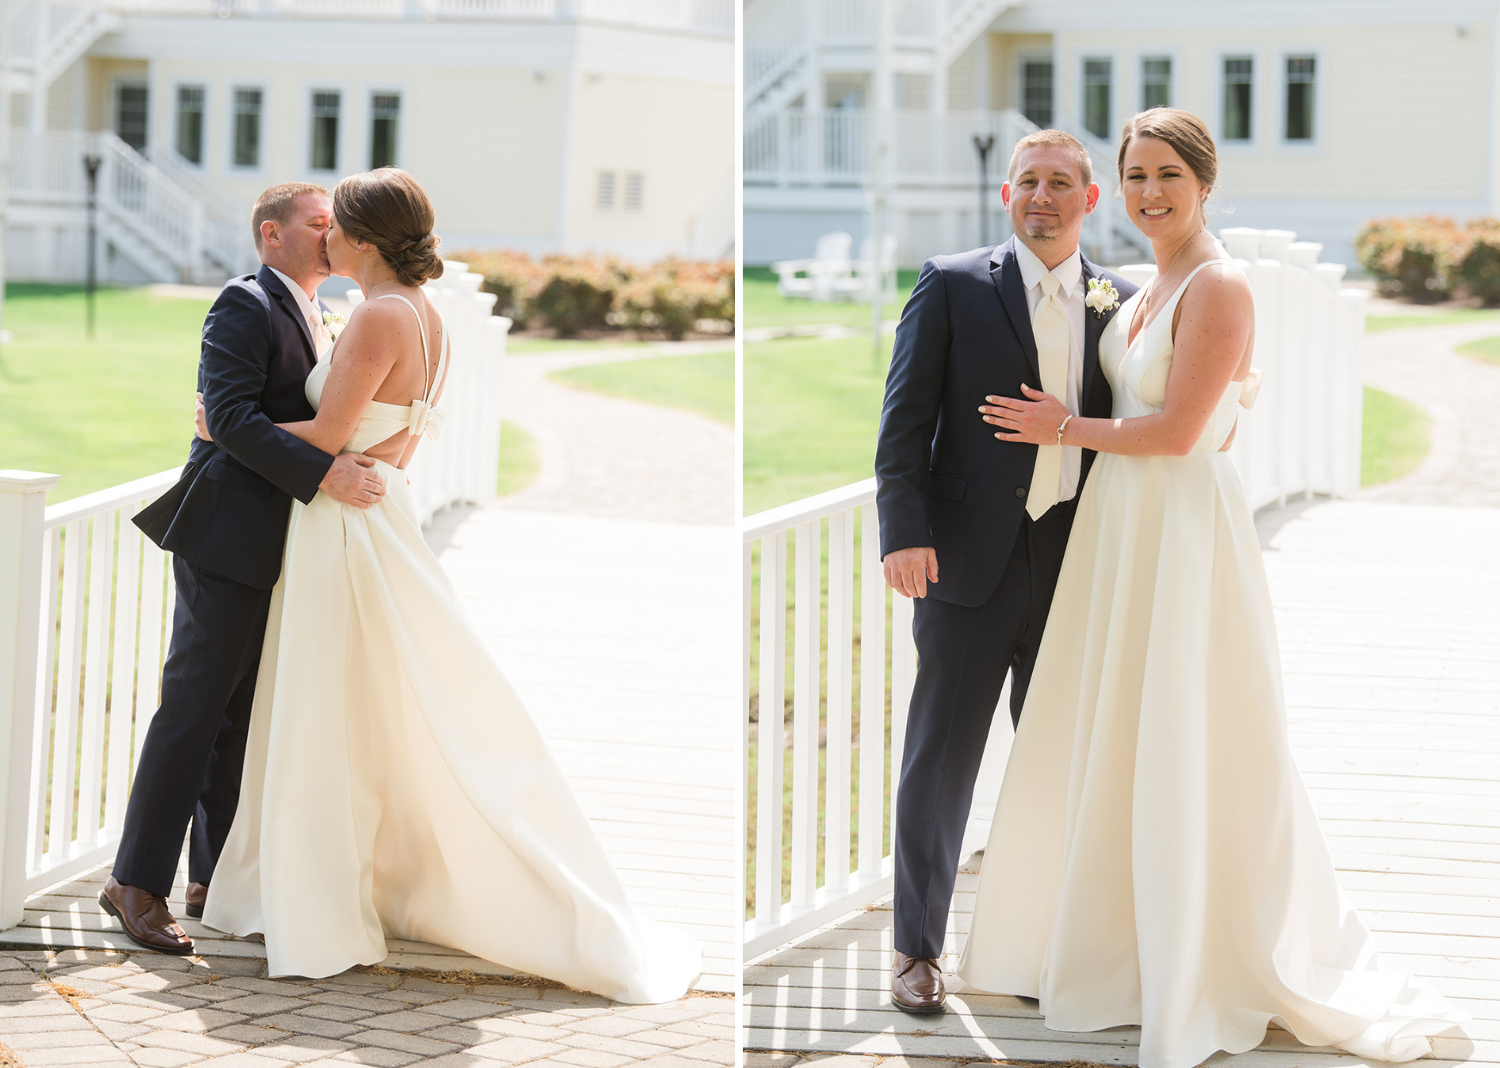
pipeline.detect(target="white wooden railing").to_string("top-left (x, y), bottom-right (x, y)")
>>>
top-left (741, 226), bottom-right (1366, 958)
top-left (0, 262), bottom-right (508, 927)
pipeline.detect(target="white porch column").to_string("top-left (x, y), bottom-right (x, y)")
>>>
top-left (0, 471), bottom-right (59, 929)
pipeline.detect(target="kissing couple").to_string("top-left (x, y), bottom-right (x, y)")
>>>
top-left (105, 168), bottom-right (701, 1002)
top-left (876, 110), bottom-right (1465, 1066)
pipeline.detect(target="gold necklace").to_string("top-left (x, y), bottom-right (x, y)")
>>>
top-left (1141, 228), bottom-right (1207, 317)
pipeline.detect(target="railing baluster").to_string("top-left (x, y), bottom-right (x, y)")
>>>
top-left (857, 501), bottom-right (885, 878)
top-left (825, 508), bottom-right (853, 895)
top-left (77, 514), bottom-right (113, 849)
top-left (134, 539), bottom-right (169, 774)
top-left (789, 520), bottom-right (820, 908)
top-left (48, 521), bottom-right (86, 861)
top-left (889, 589), bottom-right (915, 815)
top-left (105, 512), bottom-right (142, 834)
top-left (29, 526), bottom-right (61, 871)
top-left (754, 530), bottom-right (787, 925)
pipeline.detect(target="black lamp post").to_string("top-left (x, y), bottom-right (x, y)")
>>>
top-left (973, 134), bottom-right (995, 247)
top-left (83, 154), bottom-right (101, 338)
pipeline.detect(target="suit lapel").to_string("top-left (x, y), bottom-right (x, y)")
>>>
top-left (988, 238), bottom-right (1040, 382)
top-left (1079, 257), bottom-right (1107, 415)
top-left (258, 265), bottom-right (317, 365)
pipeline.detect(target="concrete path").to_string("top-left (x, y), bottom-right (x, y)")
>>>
top-left (744, 498), bottom-right (1500, 1068)
top-left (1360, 321), bottom-right (1500, 507)
top-left (496, 343), bottom-right (734, 526)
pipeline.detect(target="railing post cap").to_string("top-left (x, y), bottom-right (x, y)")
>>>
top-left (0, 471), bottom-right (61, 493)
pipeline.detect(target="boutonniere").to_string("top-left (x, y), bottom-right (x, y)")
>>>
top-left (322, 310), bottom-right (345, 342)
top-left (1085, 278), bottom-right (1120, 317)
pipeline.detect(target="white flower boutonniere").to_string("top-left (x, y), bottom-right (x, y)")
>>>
top-left (1085, 277), bottom-right (1120, 318)
top-left (322, 310), bottom-right (345, 342)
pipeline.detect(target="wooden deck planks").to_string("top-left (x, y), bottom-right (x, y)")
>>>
top-left (745, 499), bottom-right (1500, 1064)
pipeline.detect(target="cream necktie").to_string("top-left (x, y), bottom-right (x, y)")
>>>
top-left (310, 310), bottom-right (331, 356)
top-left (1027, 272), bottom-right (1069, 520)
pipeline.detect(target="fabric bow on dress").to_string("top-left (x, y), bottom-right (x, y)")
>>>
top-left (407, 399), bottom-right (446, 440)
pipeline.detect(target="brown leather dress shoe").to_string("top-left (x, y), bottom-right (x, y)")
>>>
top-left (98, 877), bottom-right (195, 955)
top-left (892, 950), bottom-right (945, 1013)
top-left (184, 882), bottom-right (208, 919)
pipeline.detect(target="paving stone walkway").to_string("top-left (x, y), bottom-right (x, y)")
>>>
top-left (0, 947), bottom-right (732, 1068)
top-left (496, 343), bottom-right (734, 526)
top-left (1360, 320), bottom-right (1500, 507)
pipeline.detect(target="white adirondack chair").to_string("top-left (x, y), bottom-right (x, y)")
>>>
top-left (830, 233), bottom-right (899, 303)
top-left (770, 231), bottom-right (853, 300)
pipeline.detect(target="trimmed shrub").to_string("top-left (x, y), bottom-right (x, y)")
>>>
top-left (1455, 219), bottom-right (1500, 305)
top-left (449, 249), bottom-right (543, 329)
top-left (532, 254), bottom-right (627, 336)
top-left (1354, 216), bottom-right (1462, 301)
top-left (613, 258), bottom-right (734, 340)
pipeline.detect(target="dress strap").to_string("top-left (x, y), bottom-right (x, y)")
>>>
top-left (375, 293), bottom-right (432, 400)
top-left (428, 314), bottom-right (451, 406)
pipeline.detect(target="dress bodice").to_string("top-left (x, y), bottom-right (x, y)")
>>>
top-left (305, 294), bottom-right (450, 456)
top-left (1098, 253), bottom-right (1262, 454)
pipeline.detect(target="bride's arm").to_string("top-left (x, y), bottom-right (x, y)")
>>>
top-left (981, 266), bottom-right (1253, 457)
top-left (278, 301), bottom-right (405, 454)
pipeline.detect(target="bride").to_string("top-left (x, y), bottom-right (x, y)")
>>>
top-left (961, 109), bottom-right (1464, 1066)
top-left (193, 167), bottom-right (701, 1003)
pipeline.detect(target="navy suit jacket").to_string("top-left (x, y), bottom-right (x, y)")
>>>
top-left (135, 266), bottom-right (336, 590)
top-left (874, 238), bottom-right (1138, 608)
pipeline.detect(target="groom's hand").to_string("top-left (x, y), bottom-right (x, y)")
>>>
top-left (319, 454), bottom-right (386, 509)
top-left (884, 547), bottom-right (938, 599)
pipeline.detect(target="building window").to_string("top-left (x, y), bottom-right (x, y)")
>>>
top-left (598, 171), bottom-right (615, 210)
top-left (1285, 55), bottom-right (1315, 141)
top-left (175, 86), bottom-right (205, 164)
top-left (233, 88), bottom-right (262, 169)
top-left (893, 73), bottom-right (930, 110)
top-left (115, 84), bottom-right (148, 152)
top-left (624, 172), bottom-right (643, 212)
top-left (1082, 58), bottom-right (1111, 139)
top-left (1021, 60), bottom-right (1053, 127)
top-left (370, 92), bottom-right (400, 169)
top-left (310, 90), bottom-right (340, 171)
top-left (1223, 56), bottom-right (1253, 141)
top-left (1142, 56), bottom-right (1171, 110)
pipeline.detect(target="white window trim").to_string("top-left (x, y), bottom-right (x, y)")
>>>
top-left (1275, 46), bottom-right (1324, 154)
top-left (361, 83), bottom-right (409, 171)
top-left (226, 82), bottom-right (269, 177)
top-left (170, 79), bottom-right (210, 170)
top-left (1134, 47), bottom-right (1179, 113)
top-left (1078, 51), bottom-right (1119, 143)
top-left (1014, 48), bottom-right (1056, 129)
top-left (304, 82), bottom-right (348, 178)
top-left (1215, 46), bottom-right (1261, 152)
top-left (110, 76), bottom-right (149, 153)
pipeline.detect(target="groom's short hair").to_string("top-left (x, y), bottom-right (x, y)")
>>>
top-left (1007, 129), bottom-right (1093, 187)
top-left (252, 182), bottom-right (329, 253)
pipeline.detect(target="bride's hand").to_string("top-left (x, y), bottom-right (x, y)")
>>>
top-left (194, 392), bottom-right (213, 442)
top-left (980, 385), bottom-right (1069, 445)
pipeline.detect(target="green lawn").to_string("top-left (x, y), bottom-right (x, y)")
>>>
top-left (495, 422), bottom-right (541, 497)
top-left (1361, 386), bottom-right (1431, 487)
top-left (744, 266), bottom-right (918, 331)
top-left (0, 285), bottom-right (211, 502)
top-left (1454, 334), bottom-right (1500, 367)
top-left (1365, 309), bottom-right (1500, 333)
top-left (507, 336), bottom-right (657, 354)
top-left (548, 350), bottom-right (733, 426)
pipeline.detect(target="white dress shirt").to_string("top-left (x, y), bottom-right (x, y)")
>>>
top-left (1000, 240), bottom-right (1086, 504)
top-left (268, 266), bottom-right (330, 357)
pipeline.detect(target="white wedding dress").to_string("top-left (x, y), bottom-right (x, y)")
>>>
top-left (957, 258), bottom-right (1465, 1066)
top-left (201, 295), bottom-right (702, 1003)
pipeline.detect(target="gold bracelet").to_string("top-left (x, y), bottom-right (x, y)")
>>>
top-left (1056, 414), bottom-right (1074, 446)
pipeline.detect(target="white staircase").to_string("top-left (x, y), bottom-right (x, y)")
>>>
top-left (745, 0), bottom-right (808, 109)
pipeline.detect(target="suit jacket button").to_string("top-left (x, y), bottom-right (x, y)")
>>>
top-left (1014, 486), bottom-right (1027, 498)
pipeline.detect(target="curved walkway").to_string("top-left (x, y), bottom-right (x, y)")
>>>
top-left (496, 342), bottom-right (734, 526)
top-left (1361, 321), bottom-right (1500, 507)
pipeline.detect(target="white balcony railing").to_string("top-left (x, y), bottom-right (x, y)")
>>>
top-left (0, 263), bottom-right (508, 928)
top-left (742, 226), bottom-right (1366, 959)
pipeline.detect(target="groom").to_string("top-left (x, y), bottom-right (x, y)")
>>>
top-left (100, 183), bottom-right (386, 953)
top-left (874, 130), bottom-right (1136, 1012)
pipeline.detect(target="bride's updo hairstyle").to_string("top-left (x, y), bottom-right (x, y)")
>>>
top-left (332, 168), bottom-right (444, 286)
top-left (1116, 108), bottom-right (1218, 219)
